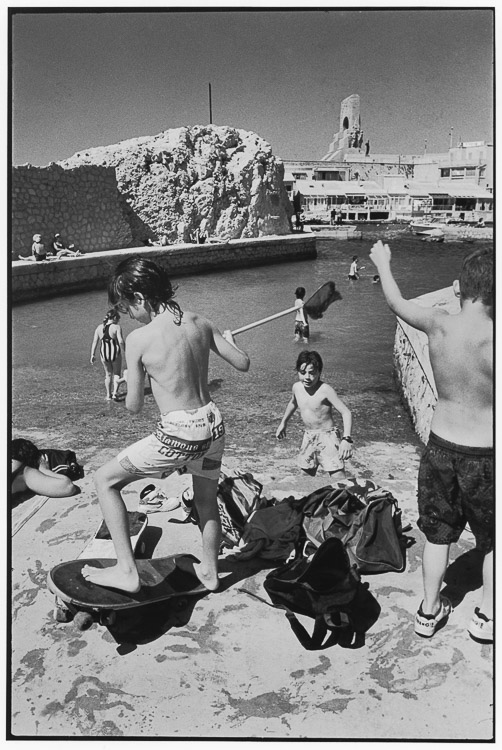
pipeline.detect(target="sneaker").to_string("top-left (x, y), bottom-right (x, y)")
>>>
top-left (414, 596), bottom-right (452, 637)
top-left (138, 484), bottom-right (181, 514)
top-left (468, 608), bottom-right (493, 643)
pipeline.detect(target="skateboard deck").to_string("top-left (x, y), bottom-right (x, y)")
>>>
top-left (78, 511), bottom-right (148, 559)
top-left (48, 554), bottom-right (207, 629)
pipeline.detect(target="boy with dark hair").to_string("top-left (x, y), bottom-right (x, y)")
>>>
top-left (370, 241), bottom-right (493, 642)
top-left (82, 255), bottom-right (250, 593)
top-left (276, 350), bottom-right (353, 477)
top-left (294, 286), bottom-right (309, 343)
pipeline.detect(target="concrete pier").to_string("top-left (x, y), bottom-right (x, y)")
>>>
top-left (12, 235), bottom-right (316, 303)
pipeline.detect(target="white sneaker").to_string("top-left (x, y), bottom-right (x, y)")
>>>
top-left (138, 484), bottom-right (181, 513)
top-left (414, 596), bottom-right (452, 637)
top-left (468, 608), bottom-right (493, 643)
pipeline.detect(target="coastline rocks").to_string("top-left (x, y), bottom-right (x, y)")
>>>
top-left (12, 125), bottom-right (293, 258)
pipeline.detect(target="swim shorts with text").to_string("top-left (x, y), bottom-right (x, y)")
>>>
top-left (117, 401), bottom-right (225, 481)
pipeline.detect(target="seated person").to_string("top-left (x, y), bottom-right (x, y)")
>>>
top-left (11, 438), bottom-right (79, 498)
top-left (51, 233), bottom-right (81, 258)
top-left (18, 234), bottom-right (47, 262)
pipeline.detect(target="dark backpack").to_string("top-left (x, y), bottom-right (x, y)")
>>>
top-left (40, 449), bottom-right (85, 482)
top-left (258, 537), bottom-right (381, 650)
top-left (301, 483), bottom-right (405, 574)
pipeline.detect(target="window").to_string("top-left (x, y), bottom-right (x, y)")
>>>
top-left (292, 173), bottom-right (307, 180)
top-left (441, 168), bottom-right (450, 177)
top-left (465, 167), bottom-right (476, 177)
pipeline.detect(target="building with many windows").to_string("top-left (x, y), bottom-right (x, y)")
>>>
top-left (284, 95), bottom-right (493, 224)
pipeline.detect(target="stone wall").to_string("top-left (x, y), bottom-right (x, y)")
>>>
top-left (12, 235), bottom-right (316, 303)
top-left (12, 164), bottom-right (133, 259)
top-left (12, 125), bottom-right (294, 260)
top-left (393, 286), bottom-right (458, 442)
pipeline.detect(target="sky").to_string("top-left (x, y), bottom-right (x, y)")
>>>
top-left (10, 6), bottom-right (494, 166)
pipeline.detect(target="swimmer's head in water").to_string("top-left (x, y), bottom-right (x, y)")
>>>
top-left (109, 255), bottom-right (183, 323)
top-left (12, 438), bottom-right (40, 468)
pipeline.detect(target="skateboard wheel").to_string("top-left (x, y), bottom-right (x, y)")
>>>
top-left (100, 610), bottom-right (116, 627)
top-left (54, 605), bottom-right (73, 623)
top-left (74, 611), bottom-right (94, 631)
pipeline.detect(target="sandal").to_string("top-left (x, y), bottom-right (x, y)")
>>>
top-left (138, 484), bottom-right (181, 514)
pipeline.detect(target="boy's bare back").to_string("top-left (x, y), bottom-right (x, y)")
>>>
top-left (426, 309), bottom-right (492, 445)
top-left (126, 308), bottom-right (246, 414)
top-left (370, 240), bottom-right (493, 447)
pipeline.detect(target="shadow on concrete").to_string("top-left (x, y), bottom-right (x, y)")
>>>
top-left (442, 548), bottom-right (484, 609)
top-left (100, 553), bottom-right (278, 653)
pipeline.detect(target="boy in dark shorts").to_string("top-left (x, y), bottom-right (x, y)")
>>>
top-left (82, 256), bottom-right (250, 593)
top-left (370, 241), bottom-right (493, 642)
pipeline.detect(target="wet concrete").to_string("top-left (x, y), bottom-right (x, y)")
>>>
top-left (11, 443), bottom-right (493, 739)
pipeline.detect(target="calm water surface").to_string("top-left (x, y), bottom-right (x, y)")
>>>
top-left (12, 228), bottom-right (490, 459)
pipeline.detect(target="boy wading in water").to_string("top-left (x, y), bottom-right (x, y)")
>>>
top-left (370, 241), bottom-right (493, 642)
top-left (82, 256), bottom-right (250, 593)
top-left (276, 350), bottom-right (353, 478)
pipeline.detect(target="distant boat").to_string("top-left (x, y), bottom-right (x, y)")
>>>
top-left (410, 220), bottom-right (448, 236)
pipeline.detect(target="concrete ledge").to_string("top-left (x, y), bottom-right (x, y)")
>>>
top-left (12, 235), bottom-right (317, 303)
top-left (393, 286), bottom-right (459, 442)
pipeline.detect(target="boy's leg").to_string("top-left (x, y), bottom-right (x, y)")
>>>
top-left (421, 540), bottom-right (450, 614)
top-left (111, 360), bottom-right (121, 399)
top-left (479, 550), bottom-right (493, 619)
top-left (82, 457), bottom-right (142, 593)
top-left (102, 361), bottom-right (113, 399)
top-left (191, 475), bottom-right (221, 591)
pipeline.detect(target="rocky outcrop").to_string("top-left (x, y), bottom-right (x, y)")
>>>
top-left (12, 125), bottom-right (294, 257)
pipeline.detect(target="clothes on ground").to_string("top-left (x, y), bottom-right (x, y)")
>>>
top-left (227, 498), bottom-right (303, 560)
top-left (117, 401), bottom-right (225, 481)
top-left (100, 322), bottom-right (120, 363)
top-left (417, 431), bottom-right (493, 552)
top-left (298, 427), bottom-right (344, 473)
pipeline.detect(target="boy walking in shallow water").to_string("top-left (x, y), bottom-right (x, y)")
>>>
top-left (276, 350), bottom-right (353, 477)
top-left (83, 256), bottom-right (250, 593)
top-left (370, 241), bottom-right (493, 641)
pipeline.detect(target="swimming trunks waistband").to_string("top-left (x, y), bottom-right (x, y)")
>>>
top-left (428, 431), bottom-right (493, 457)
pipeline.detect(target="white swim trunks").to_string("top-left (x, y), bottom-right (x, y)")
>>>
top-left (117, 401), bottom-right (225, 481)
top-left (298, 427), bottom-right (344, 474)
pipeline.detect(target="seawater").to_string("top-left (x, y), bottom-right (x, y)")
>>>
top-left (12, 227), bottom-right (491, 456)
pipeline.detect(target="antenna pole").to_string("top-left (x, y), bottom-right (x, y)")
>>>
top-left (208, 83), bottom-right (213, 124)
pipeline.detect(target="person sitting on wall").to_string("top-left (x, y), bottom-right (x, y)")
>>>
top-left (51, 233), bottom-right (81, 258)
top-left (18, 234), bottom-right (47, 262)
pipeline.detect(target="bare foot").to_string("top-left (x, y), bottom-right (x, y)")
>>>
top-left (193, 562), bottom-right (219, 592)
top-left (81, 563), bottom-right (141, 593)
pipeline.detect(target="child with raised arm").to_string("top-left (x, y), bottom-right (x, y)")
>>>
top-left (370, 241), bottom-right (493, 642)
top-left (82, 256), bottom-right (250, 593)
top-left (276, 350), bottom-right (353, 477)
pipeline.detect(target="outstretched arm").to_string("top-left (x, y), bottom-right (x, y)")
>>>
top-left (211, 327), bottom-right (250, 371)
top-left (90, 327), bottom-right (100, 363)
top-left (369, 240), bottom-right (443, 333)
top-left (276, 391), bottom-right (298, 439)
